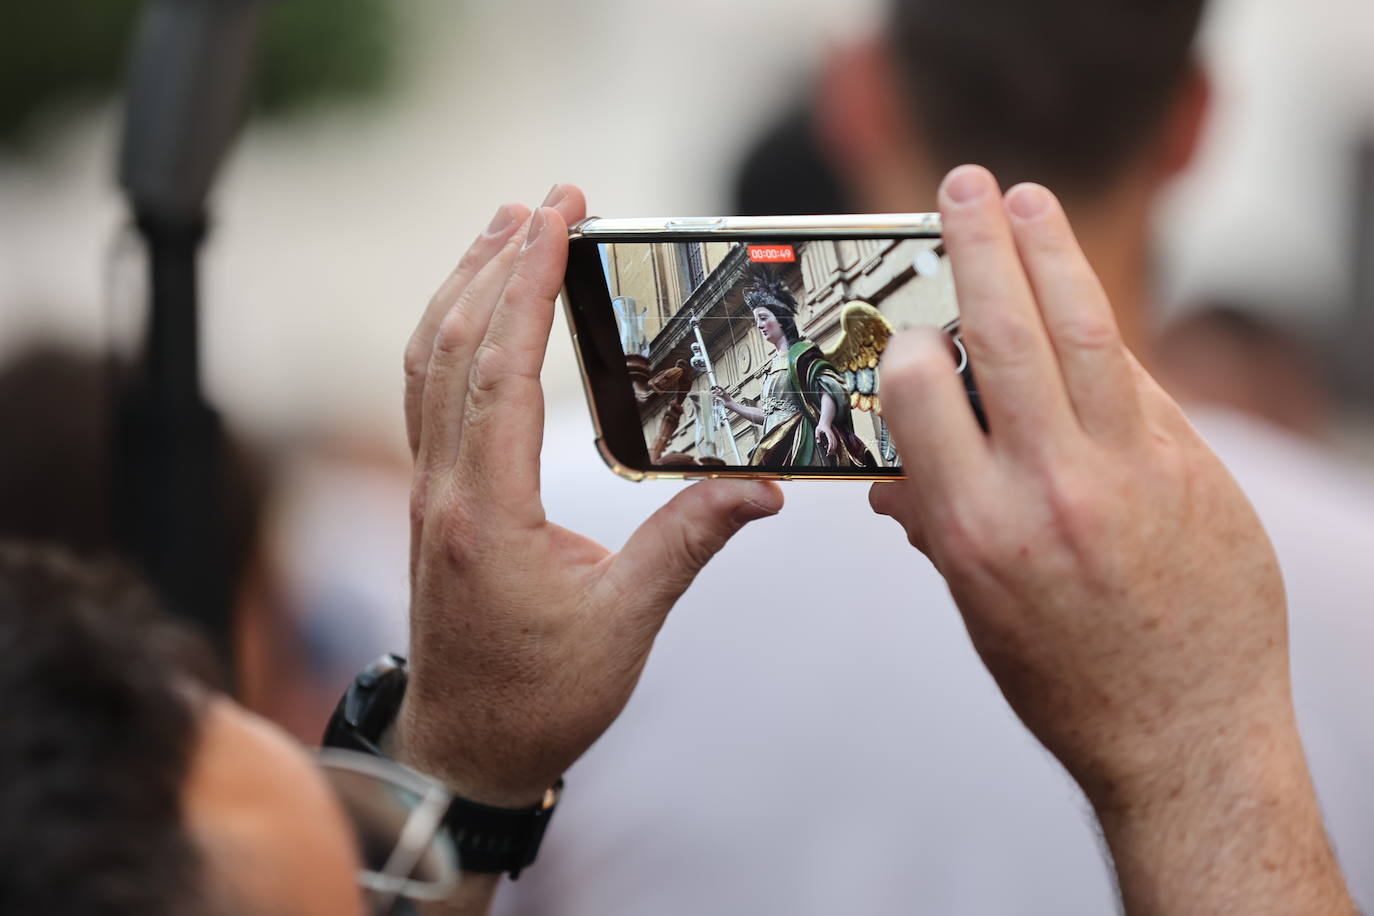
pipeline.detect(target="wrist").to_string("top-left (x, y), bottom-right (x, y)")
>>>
top-left (1090, 718), bottom-right (1308, 827)
top-left (1079, 698), bottom-right (1304, 818)
top-left (1088, 713), bottom-right (1352, 913)
top-left (393, 692), bottom-right (554, 809)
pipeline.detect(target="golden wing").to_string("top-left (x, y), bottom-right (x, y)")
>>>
top-left (823, 300), bottom-right (894, 414)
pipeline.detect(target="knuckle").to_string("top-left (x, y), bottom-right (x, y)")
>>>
top-left (433, 493), bottom-right (481, 571)
top-left (1042, 464), bottom-right (1110, 550)
top-left (408, 482), bottom-right (430, 533)
top-left (403, 334), bottom-right (431, 387)
top-left (436, 310), bottom-right (480, 357)
top-left (1056, 316), bottom-right (1117, 353)
top-left (676, 522), bottom-right (722, 574)
top-left (412, 477), bottom-right (482, 571)
top-left (454, 239), bottom-right (488, 275)
top-left (964, 308), bottom-right (1038, 363)
top-left (433, 308), bottom-right (477, 357)
top-left (468, 340), bottom-right (509, 396)
top-left (933, 499), bottom-right (1002, 572)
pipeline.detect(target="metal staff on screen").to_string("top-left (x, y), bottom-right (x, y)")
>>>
top-left (689, 316), bottom-right (744, 465)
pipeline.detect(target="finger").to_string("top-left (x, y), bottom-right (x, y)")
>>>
top-left (939, 165), bottom-right (1075, 456)
top-left (405, 203), bottom-right (528, 459)
top-left (419, 186), bottom-right (588, 477)
top-left (605, 479), bottom-right (784, 623)
top-left (456, 195), bottom-right (585, 521)
top-left (416, 222), bottom-right (532, 476)
top-left (869, 482), bottom-right (931, 555)
top-left (1003, 183), bottom-right (1143, 445)
top-left (879, 326), bottom-right (990, 508)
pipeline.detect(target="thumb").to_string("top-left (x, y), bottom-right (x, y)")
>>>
top-left (606, 479), bottom-right (783, 618)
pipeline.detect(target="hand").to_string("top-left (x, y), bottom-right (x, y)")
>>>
top-left (814, 420), bottom-right (837, 457)
top-left (395, 185), bottom-right (783, 809)
top-left (870, 166), bottom-right (1352, 912)
top-left (710, 385), bottom-right (730, 408)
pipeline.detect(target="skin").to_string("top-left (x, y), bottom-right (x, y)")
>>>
top-left (179, 172), bottom-right (1352, 912)
top-left (869, 166), bottom-right (1354, 914)
top-left (712, 306), bottom-right (839, 456)
top-left (816, 39), bottom-right (1353, 908)
top-left (183, 697), bottom-right (365, 916)
top-left (390, 184), bottom-right (784, 914)
top-left (368, 173), bottom-right (1345, 915)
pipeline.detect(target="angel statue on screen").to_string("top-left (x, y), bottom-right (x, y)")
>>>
top-left (712, 267), bottom-right (890, 468)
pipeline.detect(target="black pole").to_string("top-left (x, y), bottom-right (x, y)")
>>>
top-left (112, 212), bottom-right (235, 659)
top-left (114, 0), bottom-right (263, 666)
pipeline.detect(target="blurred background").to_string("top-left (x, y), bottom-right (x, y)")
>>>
top-left (2, 0), bottom-right (1373, 737)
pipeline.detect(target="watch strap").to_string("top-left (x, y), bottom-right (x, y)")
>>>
top-left (443, 781), bottom-right (562, 878)
top-left (321, 653), bottom-right (562, 878)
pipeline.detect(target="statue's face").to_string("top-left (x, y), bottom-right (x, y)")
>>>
top-left (753, 307), bottom-right (785, 349)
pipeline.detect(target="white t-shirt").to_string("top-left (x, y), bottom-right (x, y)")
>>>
top-left (495, 405), bottom-right (1374, 915)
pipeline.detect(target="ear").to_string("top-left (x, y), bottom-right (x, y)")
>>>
top-left (1156, 60), bottom-right (1212, 179)
top-left (814, 34), bottom-right (920, 205)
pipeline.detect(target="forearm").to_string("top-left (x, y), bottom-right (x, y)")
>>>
top-left (819, 392), bottom-right (836, 427)
top-left (392, 698), bottom-right (547, 916)
top-left (1091, 717), bottom-right (1354, 915)
top-left (723, 400), bottom-right (764, 425)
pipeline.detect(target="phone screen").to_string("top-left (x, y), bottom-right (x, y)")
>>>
top-left (592, 236), bottom-right (958, 472)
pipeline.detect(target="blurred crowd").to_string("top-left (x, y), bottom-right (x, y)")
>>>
top-left (2, 0), bottom-right (1373, 913)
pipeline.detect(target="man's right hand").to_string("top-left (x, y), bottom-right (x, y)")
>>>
top-left (871, 165), bottom-right (1354, 913)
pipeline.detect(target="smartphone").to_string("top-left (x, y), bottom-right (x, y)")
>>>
top-left (562, 214), bottom-right (982, 481)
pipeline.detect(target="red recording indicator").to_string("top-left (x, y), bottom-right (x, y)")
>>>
top-left (747, 244), bottom-right (796, 263)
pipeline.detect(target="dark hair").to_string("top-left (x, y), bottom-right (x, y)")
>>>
top-left (732, 99), bottom-right (853, 216)
top-left (0, 344), bottom-right (266, 594)
top-left (0, 543), bottom-right (219, 914)
top-left (743, 268), bottom-right (802, 344)
top-left (887, 0), bottom-right (1205, 195)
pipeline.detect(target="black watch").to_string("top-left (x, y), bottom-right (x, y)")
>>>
top-left (322, 654), bottom-right (561, 879)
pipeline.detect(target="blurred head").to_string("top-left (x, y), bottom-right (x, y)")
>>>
top-left (0, 345), bottom-right (265, 570)
top-left (1155, 305), bottom-right (1333, 438)
top-left (810, 0), bottom-right (1211, 353)
top-left (0, 544), bottom-right (361, 915)
top-left (816, 0), bottom-right (1210, 215)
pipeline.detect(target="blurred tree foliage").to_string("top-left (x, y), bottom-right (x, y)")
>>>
top-left (0, 0), bottom-right (396, 147)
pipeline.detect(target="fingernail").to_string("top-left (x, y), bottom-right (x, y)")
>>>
top-left (731, 485), bottom-right (782, 524)
top-left (484, 203), bottom-right (518, 236)
top-left (521, 208), bottom-right (547, 251)
top-left (541, 183), bottom-right (565, 208)
top-left (1007, 183), bottom-right (1051, 220)
top-left (943, 165), bottom-right (991, 205)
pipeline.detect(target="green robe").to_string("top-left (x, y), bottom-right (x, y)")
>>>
top-left (749, 340), bottom-right (874, 468)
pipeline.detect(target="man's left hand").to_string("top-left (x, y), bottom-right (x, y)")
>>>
top-left (394, 184), bottom-right (783, 808)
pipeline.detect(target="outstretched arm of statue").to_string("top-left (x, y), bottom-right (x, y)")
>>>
top-left (712, 385), bottom-right (764, 425)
